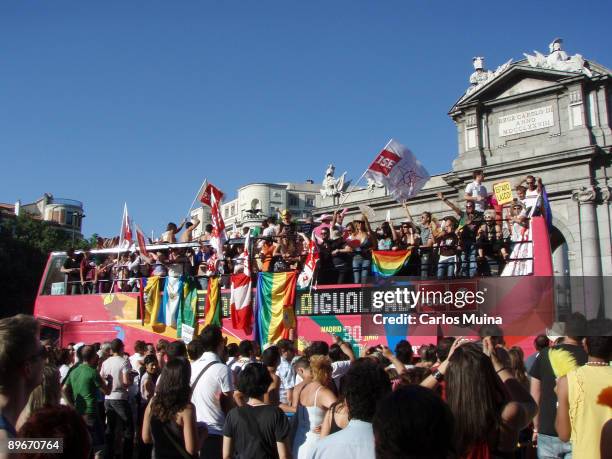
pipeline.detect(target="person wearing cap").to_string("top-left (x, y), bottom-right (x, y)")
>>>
top-left (315, 226), bottom-right (336, 284)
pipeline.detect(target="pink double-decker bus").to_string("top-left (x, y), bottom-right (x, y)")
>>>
top-left (34, 217), bottom-right (554, 355)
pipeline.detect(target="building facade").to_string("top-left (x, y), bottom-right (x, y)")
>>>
top-left (190, 181), bottom-right (320, 238)
top-left (315, 39), bottom-right (612, 319)
top-left (0, 193), bottom-right (85, 239)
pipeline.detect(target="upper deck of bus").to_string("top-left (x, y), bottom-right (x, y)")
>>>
top-left (33, 217), bottom-right (554, 354)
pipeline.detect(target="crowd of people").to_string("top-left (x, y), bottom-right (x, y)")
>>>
top-left (1, 313), bottom-right (610, 458)
top-left (62, 171), bottom-right (544, 294)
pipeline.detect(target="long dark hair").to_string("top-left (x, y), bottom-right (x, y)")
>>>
top-left (373, 386), bottom-right (455, 459)
top-left (150, 358), bottom-right (191, 423)
top-left (445, 343), bottom-right (506, 456)
top-left (508, 346), bottom-right (529, 389)
top-left (381, 222), bottom-right (393, 239)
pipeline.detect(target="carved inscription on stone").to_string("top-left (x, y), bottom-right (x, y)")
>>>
top-left (497, 105), bottom-right (554, 137)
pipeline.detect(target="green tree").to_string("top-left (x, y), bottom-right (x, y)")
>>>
top-left (0, 213), bottom-right (92, 317)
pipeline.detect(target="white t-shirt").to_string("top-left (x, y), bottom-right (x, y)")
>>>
top-left (100, 355), bottom-right (132, 400)
top-left (129, 353), bottom-right (145, 373)
top-left (190, 352), bottom-right (234, 435)
top-left (523, 188), bottom-right (540, 214)
top-left (276, 357), bottom-right (296, 405)
top-left (465, 181), bottom-right (488, 213)
top-left (59, 364), bottom-right (70, 383)
top-left (140, 372), bottom-right (155, 404)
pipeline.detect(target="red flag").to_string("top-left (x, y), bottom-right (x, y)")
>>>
top-left (297, 239), bottom-right (319, 289)
top-left (199, 183), bottom-right (225, 207)
top-left (230, 273), bottom-right (253, 334)
top-left (135, 225), bottom-right (149, 257)
top-left (368, 149), bottom-right (402, 176)
top-left (206, 183), bottom-right (226, 258)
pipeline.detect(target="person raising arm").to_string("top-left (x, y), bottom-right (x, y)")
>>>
top-left (436, 192), bottom-right (463, 217)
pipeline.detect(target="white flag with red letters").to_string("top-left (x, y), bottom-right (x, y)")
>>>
top-left (365, 139), bottom-right (430, 203)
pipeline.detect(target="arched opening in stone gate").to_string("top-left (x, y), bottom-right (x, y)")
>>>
top-left (550, 226), bottom-right (571, 319)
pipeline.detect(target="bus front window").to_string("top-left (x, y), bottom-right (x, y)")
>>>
top-left (40, 254), bottom-right (68, 295)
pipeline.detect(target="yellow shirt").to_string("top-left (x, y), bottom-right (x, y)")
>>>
top-left (567, 365), bottom-right (612, 459)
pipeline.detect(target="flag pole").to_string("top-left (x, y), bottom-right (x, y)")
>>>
top-left (337, 169), bottom-right (368, 210)
top-left (186, 178), bottom-right (208, 220)
top-left (336, 139), bottom-right (394, 211)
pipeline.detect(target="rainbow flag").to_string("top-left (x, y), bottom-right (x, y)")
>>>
top-left (372, 250), bottom-right (412, 277)
top-left (255, 271), bottom-right (297, 345)
top-left (204, 277), bottom-right (222, 326)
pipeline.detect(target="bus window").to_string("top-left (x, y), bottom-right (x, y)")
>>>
top-left (40, 254), bottom-right (67, 295)
top-left (39, 323), bottom-right (61, 345)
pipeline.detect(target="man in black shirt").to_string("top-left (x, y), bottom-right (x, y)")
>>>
top-left (315, 228), bottom-right (335, 284)
top-left (61, 248), bottom-right (82, 295)
top-left (329, 229), bottom-right (352, 284)
top-left (529, 314), bottom-right (588, 458)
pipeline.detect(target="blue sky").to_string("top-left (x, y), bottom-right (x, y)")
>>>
top-left (1, 0), bottom-right (611, 237)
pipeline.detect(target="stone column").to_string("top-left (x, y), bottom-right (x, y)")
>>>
top-left (600, 186), bottom-right (612, 320)
top-left (572, 186), bottom-right (602, 319)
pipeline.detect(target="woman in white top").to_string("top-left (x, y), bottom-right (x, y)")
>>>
top-left (140, 354), bottom-right (159, 405)
top-left (292, 355), bottom-right (337, 459)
